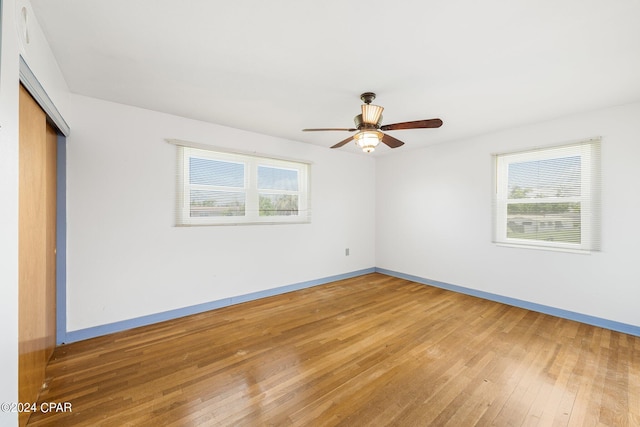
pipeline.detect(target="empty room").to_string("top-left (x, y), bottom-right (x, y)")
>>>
top-left (1, 0), bottom-right (639, 426)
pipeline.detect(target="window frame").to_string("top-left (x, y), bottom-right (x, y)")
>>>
top-left (493, 139), bottom-right (600, 252)
top-left (175, 144), bottom-right (310, 226)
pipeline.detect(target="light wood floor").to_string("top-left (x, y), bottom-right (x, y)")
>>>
top-left (28, 273), bottom-right (640, 426)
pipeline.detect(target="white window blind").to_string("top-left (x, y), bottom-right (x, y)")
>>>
top-left (493, 138), bottom-right (601, 252)
top-left (172, 142), bottom-right (311, 226)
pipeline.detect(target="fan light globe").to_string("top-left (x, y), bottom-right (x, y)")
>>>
top-left (354, 131), bottom-right (382, 153)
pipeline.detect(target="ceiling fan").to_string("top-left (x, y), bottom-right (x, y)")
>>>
top-left (302, 92), bottom-right (443, 153)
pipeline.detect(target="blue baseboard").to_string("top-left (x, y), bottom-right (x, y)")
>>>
top-left (61, 267), bottom-right (376, 344)
top-left (61, 266), bottom-right (639, 344)
top-left (375, 267), bottom-right (640, 338)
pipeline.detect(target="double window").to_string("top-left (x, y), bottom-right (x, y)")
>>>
top-left (175, 144), bottom-right (310, 225)
top-left (493, 138), bottom-right (601, 252)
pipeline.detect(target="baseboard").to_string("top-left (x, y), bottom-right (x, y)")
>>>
top-left (61, 267), bottom-right (376, 344)
top-left (375, 267), bottom-right (640, 338)
top-left (61, 266), bottom-right (639, 344)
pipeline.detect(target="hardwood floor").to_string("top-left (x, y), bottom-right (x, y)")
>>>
top-left (28, 273), bottom-right (640, 426)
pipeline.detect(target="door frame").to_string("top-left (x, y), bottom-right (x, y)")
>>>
top-left (19, 55), bottom-right (69, 345)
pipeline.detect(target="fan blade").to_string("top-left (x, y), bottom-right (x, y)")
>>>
top-left (380, 118), bottom-right (443, 131)
top-left (330, 135), bottom-right (354, 149)
top-left (303, 128), bottom-right (357, 132)
top-left (381, 133), bottom-right (405, 148)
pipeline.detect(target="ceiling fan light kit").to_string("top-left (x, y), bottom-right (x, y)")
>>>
top-left (354, 130), bottom-right (383, 153)
top-left (302, 92), bottom-right (443, 153)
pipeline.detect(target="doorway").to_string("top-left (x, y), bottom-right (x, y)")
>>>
top-left (18, 84), bottom-right (58, 427)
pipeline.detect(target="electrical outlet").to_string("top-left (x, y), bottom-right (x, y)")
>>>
top-left (345, 248), bottom-right (350, 256)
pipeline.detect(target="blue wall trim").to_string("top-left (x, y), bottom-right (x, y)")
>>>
top-left (56, 136), bottom-right (67, 345)
top-left (61, 267), bottom-right (376, 344)
top-left (61, 266), bottom-right (639, 344)
top-left (375, 267), bottom-right (640, 338)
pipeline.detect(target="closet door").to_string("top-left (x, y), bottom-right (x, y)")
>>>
top-left (18, 84), bottom-right (57, 427)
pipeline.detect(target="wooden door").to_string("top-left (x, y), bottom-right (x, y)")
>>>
top-left (18, 84), bottom-right (57, 427)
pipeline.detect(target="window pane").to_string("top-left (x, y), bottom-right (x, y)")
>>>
top-left (177, 144), bottom-right (310, 225)
top-left (258, 166), bottom-right (298, 191)
top-left (190, 158), bottom-right (244, 187)
top-left (190, 190), bottom-right (245, 217)
top-left (507, 202), bottom-right (581, 243)
top-left (259, 193), bottom-right (299, 216)
top-left (508, 156), bottom-right (580, 199)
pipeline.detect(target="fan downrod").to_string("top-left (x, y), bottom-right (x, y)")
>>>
top-left (360, 92), bottom-right (376, 105)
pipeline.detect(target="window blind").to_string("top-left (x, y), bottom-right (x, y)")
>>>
top-left (169, 140), bottom-right (311, 226)
top-left (493, 138), bottom-right (601, 252)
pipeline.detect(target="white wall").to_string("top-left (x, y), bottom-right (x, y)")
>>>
top-left (0, 0), bottom-right (20, 423)
top-left (62, 94), bottom-right (376, 332)
top-left (376, 102), bottom-right (640, 327)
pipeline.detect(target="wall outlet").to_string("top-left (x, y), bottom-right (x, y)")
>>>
top-left (345, 248), bottom-right (350, 256)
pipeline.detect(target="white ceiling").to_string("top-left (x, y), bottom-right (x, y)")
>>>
top-left (30, 0), bottom-right (640, 154)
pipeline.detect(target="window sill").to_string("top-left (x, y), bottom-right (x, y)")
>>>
top-left (494, 242), bottom-right (593, 254)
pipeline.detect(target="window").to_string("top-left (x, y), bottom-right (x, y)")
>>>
top-left (175, 144), bottom-right (310, 225)
top-left (493, 138), bottom-right (600, 252)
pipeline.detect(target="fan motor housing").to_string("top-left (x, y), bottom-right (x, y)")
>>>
top-left (353, 114), bottom-right (382, 130)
